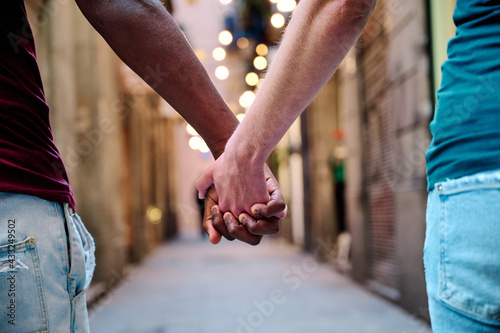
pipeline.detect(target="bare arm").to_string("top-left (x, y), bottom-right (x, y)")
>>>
top-left (197, 0), bottom-right (377, 216)
top-left (75, 0), bottom-right (286, 243)
top-left (75, 0), bottom-right (237, 157)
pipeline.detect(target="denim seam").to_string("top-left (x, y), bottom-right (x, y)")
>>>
top-left (438, 194), bottom-right (448, 297)
top-left (71, 289), bottom-right (87, 332)
top-left (28, 237), bottom-right (49, 331)
top-left (441, 182), bottom-right (500, 195)
top-left (52, 201), bottom-right (70, 277)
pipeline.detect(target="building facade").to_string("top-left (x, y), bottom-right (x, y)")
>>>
top-left (275, 0), bottom-right (457, 318)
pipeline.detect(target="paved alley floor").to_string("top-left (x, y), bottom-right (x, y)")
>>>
top-left (89, 235), bottom-right (431, 333)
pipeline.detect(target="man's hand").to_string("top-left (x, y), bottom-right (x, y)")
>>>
top-left (197, 146), bottom-right (281, 218)
top-left (201, 173), bottom-right (287, 246)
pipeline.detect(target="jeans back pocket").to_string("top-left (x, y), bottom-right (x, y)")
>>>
top-left (0, 236), bottom-right (48, 333)
top-left (438, 185), bottom-right (500, 324)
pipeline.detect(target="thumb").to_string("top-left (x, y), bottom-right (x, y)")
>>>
top-left (196, 166), bottom-right (215, 199)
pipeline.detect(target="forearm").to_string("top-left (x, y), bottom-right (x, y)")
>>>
top-left (226, 0), bottom-right (376, 162)
top-left (75, 0), bottom-right (238, 158)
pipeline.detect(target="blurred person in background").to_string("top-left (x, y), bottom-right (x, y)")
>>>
top-left (0, 0), bottom-right (286, 332)
top-left (197, 0), bottom-right (500, 332)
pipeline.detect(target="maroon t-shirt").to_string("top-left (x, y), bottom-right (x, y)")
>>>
top-left (0, 0), bottom-right (76, 209)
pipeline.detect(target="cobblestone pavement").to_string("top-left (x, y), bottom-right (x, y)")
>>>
top-left (89, 235), bottom-right (432, 333)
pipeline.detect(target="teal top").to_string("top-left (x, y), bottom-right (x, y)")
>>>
top-left (426, 0), bottom-right (500, 190)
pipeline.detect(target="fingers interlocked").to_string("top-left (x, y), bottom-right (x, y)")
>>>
top-left (202, 185), bottom-right (285, 246)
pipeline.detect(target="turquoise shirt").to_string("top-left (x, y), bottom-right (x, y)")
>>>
top-left (426, 0), bottom-right (500, 190)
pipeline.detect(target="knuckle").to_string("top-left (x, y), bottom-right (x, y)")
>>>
top-left (249, 237), bottom-right (262, 246)
top-left (269, 224), bottom-right (279, 234)
top-left (244, 221), bottom-right (257, 233)
top-left (212, 218), bottom-right (224, 230)
top-left (227, 224), bottom-right (239, 237)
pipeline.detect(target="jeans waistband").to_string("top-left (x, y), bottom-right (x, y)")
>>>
top-left (435, 169), bottom-right (500, 195)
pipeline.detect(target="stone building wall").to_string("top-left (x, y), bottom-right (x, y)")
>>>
top-left (299, 0), bottom-right (433, 316)
top-left (346, 0), bottom-right (432, 315)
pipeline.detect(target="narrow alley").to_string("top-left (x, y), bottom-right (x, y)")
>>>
top-left (89, 234), bottom-right (431, 333)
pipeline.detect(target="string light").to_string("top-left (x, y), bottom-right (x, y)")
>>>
top-left (245, 72), bottom-right (259, 86)
top-left (277, 0), bottom-right (297, 12)
top-left (199, 141), bottom-right (210, 153)
top-left (271, 13), bottom-right (285, 28)
top-left (218, 30), bottom-right (233, 45)
top-left (212, 47), bottom-right (226, 61)
top-left (254, 56), bottom-right (268, 70)
top-left (237, 37), bottom-right (250, 49)
top-left (215, 66), bottom-right (229, 80)
top-left (186, 124), bottom-right (198, 136)
top-left (256, 44), bottom-right (268, 56)
top-left (189, 136), bottom-right (203, 150)
top-left (239, 91), bottom-right (256, 108)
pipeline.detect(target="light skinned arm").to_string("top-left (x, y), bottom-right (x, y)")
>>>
top-left (74, 0), bottom-right (286, 244)
top-left (197, 0), bottom-right (377, 217)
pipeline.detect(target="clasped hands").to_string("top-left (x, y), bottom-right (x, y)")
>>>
top-left (197, 149), bottom-right (287, 246)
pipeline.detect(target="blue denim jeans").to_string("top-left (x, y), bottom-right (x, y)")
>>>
top-left (425, 170), bottom-right (500, 332)
top-left (0, 193), bottom-right (95, 332)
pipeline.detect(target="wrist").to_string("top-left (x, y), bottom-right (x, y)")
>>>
top-left (224, 133), bottom-right (269, 168)
top-left (208, 137), bottom-right (230, 160)
top-left (204, 113), bottom-right (239, 160)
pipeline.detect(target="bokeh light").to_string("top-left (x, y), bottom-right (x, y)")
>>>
top-left (236, 113), bottom-right (245, 122)
top-left (277, 0), bottom-right (297, 12)
top-left (193, 49), bottom-right (206, 61)
top-left (186, 124), bottom-right (198, 136)
top-left (245, 72), bottom-right (259, 86)
top-left (219, 0), bottom-right (232, 4)
top-left (237, 37), bottom-right (250, 49)
top-left (239, 91), bottom-right (256, 108)
top-left (271, 13), bottom-right (285, 28)
top-left (218, 30), bottom-right (233, 45)
top-left (254, 56), bottom-right (268, 70)
top-left (256, 43), bottom-right (268, 56)
top-left (199, 141), bottom-right (210, 153)
top-left (215, 66), bottom-right (229, 80)
top-left (146, 205), bottom-right (162, 224)
top-left (212, 47), bottom-right (226, 61)
top-left (189, 136), bottom-right (203, 150)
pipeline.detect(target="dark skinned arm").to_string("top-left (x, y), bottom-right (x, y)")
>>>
top-left (74, 0), bottom-right (286, 244)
